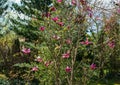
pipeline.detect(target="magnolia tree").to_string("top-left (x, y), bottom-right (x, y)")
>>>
top-left (14, 0), bottom-right (120, 85)
top-left (21, 0), bottom-right (98, 84)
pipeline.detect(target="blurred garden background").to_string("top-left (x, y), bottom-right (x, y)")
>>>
top-left (0, 0), bottom-right (120, 85)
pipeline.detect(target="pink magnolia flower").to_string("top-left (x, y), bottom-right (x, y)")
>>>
top-left (86, 6), bottom-right (92, 12)
top-left (65, 66), bottom-right (71, 72)
top-left (90, 63), bottom-right (96, 70)
top-left (22, 48), bottom-right (31, 54)
top-left (50, 6), bottom-right (56, 12)
top-left (80, 38), bottom-right (92, 45)
top-left (65, 39), bottom-right (71, 44)
top-left (117, 8), bottom-right (120, 14)
top-left (108, 41), bottom-right (115, 48)
top-left (52, 35), bottom-right (60, 40)
top-left (57, 0), bottom-right (62, 3)
top-left (57, 22), bottom-right (64, 26)
top-left (31, 66), bottom-right (38, 71)
top-left (86, 6), bottom-right (93, 18)
top-left (62, 51), bottom-right (70, 59)
top-left (35, 56), bottom-right (43, 63)
top-left (44, 61), bottom-right (53, 67)
top-left (80, 0), bottom-right (87, 5)
top-left (52, 17), bottom-right (59, 22)
top-left (44, 61), bottom-right (50, 67)
top-left (88, 12), bottom-right (93, 18)
top-left (72, 0), bottom-right (76, 5)
top-left (39, 26), bottom-right (45, 31)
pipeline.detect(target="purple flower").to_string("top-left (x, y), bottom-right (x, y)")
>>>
top-left (22, 48), bottom-right (31, 54)
top-left (90, 63), bottom-right (96, 70)
top-left (80, 0), bottom-right (87, 5)
top-left (65, 66), bottom-right (71, 72)
top-left (57, 22), bottom-right (64, 26)
top-left (80, 38), bottom-right (92, 45)
top-left (57, 0), bottom-right (62, 3)
top-left (50, 6), bottom-right (56, 12)
top-left (52, 17), bottom-right (59, 22)
top-left (62, 53), bottom-right (70, 59)
top-left (35, 56), bottom-right (43, 63)
top-left (39, 26), bottom-right (45, 31)
top-left (117, 8), bottom-right (120, 14)
top-left (52, 35), bottom-right (60, 40)
top-left (86, 6), bottom-right (93, 18)
top-left (88, 12), bottom-right (93, 18)
top-left (108, 40), bottom-right (115, 48)
top-left (44, 61), bottom-right (50, 67)
top-left (71, 0), bottom-right (76, 5)
top-left (31, 66), bottom-right (38, 71)
top-left (62, 50), bottom-right (70, 59)
top-left (44, 61), bottom-right (53, 67)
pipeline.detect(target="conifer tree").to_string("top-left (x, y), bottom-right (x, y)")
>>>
top-left (0, 0), bottom-right (8, 15)
top-left (11, 0), bottom-right (52, 42)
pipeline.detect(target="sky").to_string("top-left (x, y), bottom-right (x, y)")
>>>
top-left (11, 0), bottom-right (21, 3)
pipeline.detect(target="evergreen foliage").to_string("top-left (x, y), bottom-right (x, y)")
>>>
top-left (11, 0), bottom-right (52, 42)
top-left (0, 0), bottom-right (8, 15)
